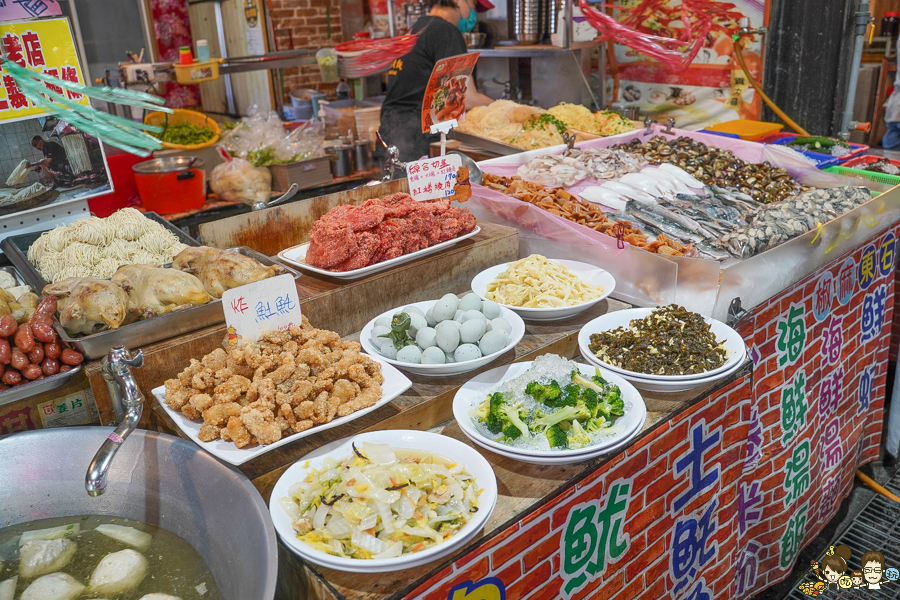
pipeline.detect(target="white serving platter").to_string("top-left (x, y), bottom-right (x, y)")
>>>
top-left (277, 226), bottom-right (481, 280)
top-left (269, 429), bottom-right (497, 572)
top-left (152, 355), bottom-right (411, 466)
top-left (470, 259), bottom-right (616, 322)
top-left (360, 299), bottom-right (525, 377)
top-left (577, 307), bottom-right (746, 382)
top-left (579, 347), bottom-right (746, 393)
top-left (452, 360), bottom-right (646, 465)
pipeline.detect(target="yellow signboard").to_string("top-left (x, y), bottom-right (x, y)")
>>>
top-left (0, 17), bottom-right (88, 123)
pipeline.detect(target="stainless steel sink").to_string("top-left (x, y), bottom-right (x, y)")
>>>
top-left (0, 427), bottom-right (278, 600)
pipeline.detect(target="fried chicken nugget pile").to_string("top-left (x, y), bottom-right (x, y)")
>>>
top-left (163, 316), bottom-right (384, 448)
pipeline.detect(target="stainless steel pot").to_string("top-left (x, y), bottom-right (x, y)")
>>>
top-left (0, 427), bottom-right (278, 600)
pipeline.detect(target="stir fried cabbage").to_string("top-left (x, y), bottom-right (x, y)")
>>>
top-left (279, 443), bottom-right (481, 559)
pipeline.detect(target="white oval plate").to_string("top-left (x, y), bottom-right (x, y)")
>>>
top-left (469, 408), bottom-right (647, 466)
top-left (470, 259), bottom-right (616, 322)
top-left (580, 347), bottom-right (746, 393)
top-left (360, 300), bottom-right (526, 377)
top-left (578, 307), bottom-right (746, 382)
top-left (151, 354), bottom-right (411, 466)
top-left (269, 430), bottom-right (497, 573)
top-left (452, 360), bottom-right (645, 461)
top-left (278, 226), bottom-right (481, 280)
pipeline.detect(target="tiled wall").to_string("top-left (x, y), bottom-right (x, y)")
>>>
top-left (0, 120), bottom-right (46, 185)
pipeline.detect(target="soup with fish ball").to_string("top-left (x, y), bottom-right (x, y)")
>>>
top-left (0, 516), bottom-right (219, 600)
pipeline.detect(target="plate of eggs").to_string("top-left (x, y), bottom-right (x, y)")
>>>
top-left (359, 293), bottom-right (526, 376)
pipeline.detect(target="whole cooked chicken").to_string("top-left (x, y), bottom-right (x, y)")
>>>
top-left (43, 277), bottom-right (130, 335)
top-left (171, 246), bottom-right (283, 298)
top-left (111, 265), bottom-right (211, 320)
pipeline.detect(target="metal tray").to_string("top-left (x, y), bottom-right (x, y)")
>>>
top-left (0, 256), bottom-right (81, 407)
top-left (449, 130), bottom-right (523, 156)
top-left (2, 221), bottom-right (301, 360)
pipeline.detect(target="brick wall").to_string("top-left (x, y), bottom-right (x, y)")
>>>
top-left (405, 225), bottom-right (899, 600)
top-left (269, 0), bottom-right (343, 99)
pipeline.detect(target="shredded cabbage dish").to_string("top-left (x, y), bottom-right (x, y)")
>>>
top-left (279, 442), bottom-right (481, 560)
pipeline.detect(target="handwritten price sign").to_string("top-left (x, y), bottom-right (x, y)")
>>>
top-left (221, 274), bottom-right (302, 346)
top-left (406, 154), bottom-right (463, 202)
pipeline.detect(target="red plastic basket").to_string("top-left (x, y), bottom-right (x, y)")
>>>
top-left (843, 155), bottom-right (900, 170)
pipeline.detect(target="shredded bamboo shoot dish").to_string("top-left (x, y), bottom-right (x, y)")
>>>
top-left (485, 254), bottom-right (606, 308)
top-left (279, 442), bottom-right (481, 560)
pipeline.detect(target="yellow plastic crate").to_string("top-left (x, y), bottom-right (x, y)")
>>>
top-left (173, 59), bottom-right (221, 85)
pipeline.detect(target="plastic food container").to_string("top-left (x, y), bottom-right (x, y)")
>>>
top-left (771, 135), bottom-right (869, 163)
top-left (316, 48), bottom-right (339, 83)
top-left (704, 120), bottom-right (784, 141)
top-left (133, 157), bottom-right (206, 214)
top-left (143, 108), bottom-right (220, 150)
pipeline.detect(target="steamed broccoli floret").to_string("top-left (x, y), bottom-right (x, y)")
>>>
top-left (598, 386), bottom-right (625, 420)
top-left (568, 419), bottom-right (592, 449)
top-left (478, 392), bottom-right (531, 438)
top-left (533, 404), bottom-right (589, 431)
top-left (525, 380), bottom-right (564, 406)
top-left (545, 424), bottom-right (569, 448)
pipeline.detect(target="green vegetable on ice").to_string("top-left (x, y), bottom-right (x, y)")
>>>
top-left (475, 364), bottom-right (626, 450)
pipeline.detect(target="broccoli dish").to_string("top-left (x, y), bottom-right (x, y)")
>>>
top-left (471, 354), bottom-right (627, 451)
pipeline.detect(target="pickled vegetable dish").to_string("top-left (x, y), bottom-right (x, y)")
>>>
top-left (150, 122), bottom-right (215, 146)
top-left (588, 305), bottom-right (727, 375)
top-left (279, 442), bottom-right (481, 560)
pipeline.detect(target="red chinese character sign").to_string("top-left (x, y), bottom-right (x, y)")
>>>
top-left (0, 18), bottom-right (87, 123)
top-left (0, 0), bottom-right (62, 21)
top-left (406, 154), bottom-right (471, 202)
top-left (221, 274), bottom-right (302, 347)
top-left (421, 52), bottom-right (479, 133)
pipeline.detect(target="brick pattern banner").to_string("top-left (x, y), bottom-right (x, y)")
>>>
top-left (407, 226), bottom-right (899, 600)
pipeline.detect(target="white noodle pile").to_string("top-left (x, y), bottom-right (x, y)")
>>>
top-left (27, 208), bottom-right (188, 283)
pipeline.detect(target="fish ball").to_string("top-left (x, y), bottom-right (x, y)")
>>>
top-left (481, 299), bottom-right (502, 320)
top-left (489, 318), bottom-right (512, 335)
top-left (459, 319), bottom-right (486, 344)
top-left (420, 346), bottom-right (446, 364)
top-left (380, 339), bottom-right (398, 360)
top-left (458, 293), bottom-right (482, 312)
top-left (19, 539), bottom-right (77, 578)
top-left (435, 321), bottom-right (460, 353)
top-left (454, 344), bottom-right (482, 362)
top-left (21, 573), bottom-right (85, 600)
top-left (415, 327), bottom-right (437, 349)
top-left (479, 330), bottom-right (509, 356)
top-left (396, 346), bottom-right (422, 364)
top-left (0, 576), bottom-right (16, 600)
top-left (89, 549), bottom-right (148, 595)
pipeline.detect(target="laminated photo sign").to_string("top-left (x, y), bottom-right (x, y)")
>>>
top-left (221, 274), bottom-right (302, 347)
top-left (421, 52), bottom-right (479, 133)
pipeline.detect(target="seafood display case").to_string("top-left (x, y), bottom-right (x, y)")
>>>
top-left (467, 125), bottom-right (899, 320)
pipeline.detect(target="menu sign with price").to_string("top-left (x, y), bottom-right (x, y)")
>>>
top-left (405, 154), bottom-right (466, 202)
top-left (221, 274), bottom-right (302, 347)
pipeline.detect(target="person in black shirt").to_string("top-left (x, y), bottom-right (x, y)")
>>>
top-left (378, 0), bottom-right (494, 163)
top-left (28, 135), bottom-right (72, 183)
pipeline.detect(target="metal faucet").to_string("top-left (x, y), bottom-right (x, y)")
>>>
top-left (85, 346), bottom-right (145, 497)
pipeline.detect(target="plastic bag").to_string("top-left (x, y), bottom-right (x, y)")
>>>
top-left (220, 104), bottom-right (325, 167)
top-left (209, 153), bottom-right (272, 206)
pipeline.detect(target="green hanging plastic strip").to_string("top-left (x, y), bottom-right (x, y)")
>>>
top-left (1, 58), bottom-right (174, 156)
